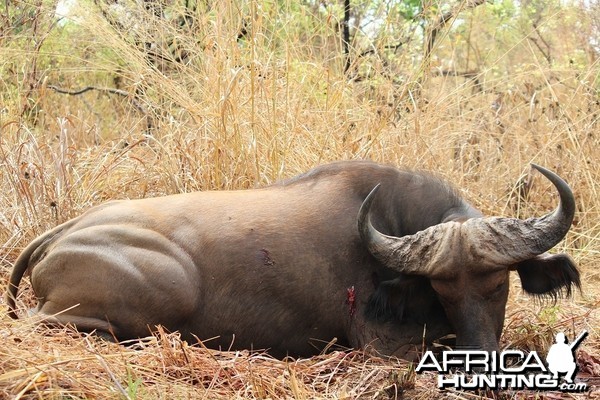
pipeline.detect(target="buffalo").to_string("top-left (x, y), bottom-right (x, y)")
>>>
top-left (6, 161), bottom-right (579, 358)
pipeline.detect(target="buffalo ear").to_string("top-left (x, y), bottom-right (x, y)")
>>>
top-left (514, 253), bottom-right (581, 300)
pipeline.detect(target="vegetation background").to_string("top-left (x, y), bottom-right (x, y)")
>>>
top-left (0, 0), bottom-right (598, 398)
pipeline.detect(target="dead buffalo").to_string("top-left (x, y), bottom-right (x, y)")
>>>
top-left (6, 161), bottom-right (579, 358)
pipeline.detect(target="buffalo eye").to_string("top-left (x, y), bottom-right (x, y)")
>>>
top-left (482, 277), bottom-right (509, 301)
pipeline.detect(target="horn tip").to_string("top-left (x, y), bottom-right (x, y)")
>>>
top-left (360, 183), bottom-right (382, 211)
top-left (530, 163), bottom-right (545, 173)
top-left (529, 163), bottom-right (560, 182)
top-left (357, 183), bottom-right (382, 239)
top-left (528, 163), bottom-right (576, 227)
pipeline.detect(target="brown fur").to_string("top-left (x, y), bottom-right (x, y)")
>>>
top-left (6, 161), bottom-right (579, 358)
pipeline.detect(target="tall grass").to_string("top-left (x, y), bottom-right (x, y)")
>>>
top-left (0, 0), bottom-right (598, 398)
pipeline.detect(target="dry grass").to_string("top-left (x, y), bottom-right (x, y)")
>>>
top-left (1, 0), bottom-right (599, 398)
top-left (0, 324), bottom-right (415, 399)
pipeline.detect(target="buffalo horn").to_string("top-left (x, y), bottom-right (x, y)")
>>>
top-left (357, 164), bottom-right (575, 276)
top-left (461, 164), bottom-right (575, 267)
top-left (357, 183), bottom-right (464, 276)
